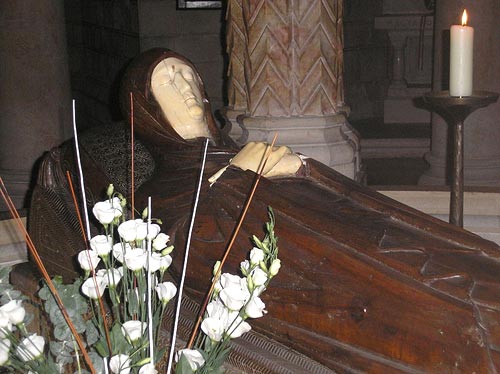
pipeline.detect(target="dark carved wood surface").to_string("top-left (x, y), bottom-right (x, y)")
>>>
top-left (30, 49), bottom-right (500, 373)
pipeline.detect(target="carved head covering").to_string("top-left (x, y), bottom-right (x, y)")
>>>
top-left (120, 48), bottom-right (233, 164)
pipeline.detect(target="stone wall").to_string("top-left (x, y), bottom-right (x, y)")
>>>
top-left (138, 0), bottom-right (226, 112)
top-left (65, 0), bottom-right (140, 129)
top-left (343, 0), bottom-right (390, 121)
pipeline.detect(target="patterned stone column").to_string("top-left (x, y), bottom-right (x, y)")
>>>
top-left (225, 0), bottom-right (360, 180)
top-left (0, 0), bottom-right (72, 209)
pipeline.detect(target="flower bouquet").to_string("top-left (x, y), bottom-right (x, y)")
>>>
top-left (0, 183), bottom-right (281, 374)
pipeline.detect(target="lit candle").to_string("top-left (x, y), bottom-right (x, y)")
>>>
top-left (449, 9), bottom-right (474, 97)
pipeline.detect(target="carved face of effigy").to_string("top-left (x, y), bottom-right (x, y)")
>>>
top-left (151, 57), bottom-right (212, 140)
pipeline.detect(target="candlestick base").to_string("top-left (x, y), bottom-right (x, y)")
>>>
top-left (423, 91), bottom-right (499, 227)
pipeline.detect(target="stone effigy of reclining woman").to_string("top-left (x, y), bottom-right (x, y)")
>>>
top-left (32, 48), bottom-right (500, 373)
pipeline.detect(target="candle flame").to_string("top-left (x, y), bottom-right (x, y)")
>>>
top-left (461, 9), bottom-right (468, 26)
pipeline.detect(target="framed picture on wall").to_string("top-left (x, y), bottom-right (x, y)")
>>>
top-left (177, 0), bottom-right (222, 9)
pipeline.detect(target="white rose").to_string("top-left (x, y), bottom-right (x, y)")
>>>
top-left (201, 317), bottom-right (225, 342)
top-left (138, 363), bottom-right (158, 374)
top-left (215, 273), bottom-right (244, 293)
top-left (90, 235), bottom-right (113, 257)
top-left (245, 296), bottom-right (267, 318)
top-left (152, 233), bottom-right (170, 251)
top-left (145, 252), bottom-right (161, 273)
top-left (81, 276), bottom-right (107, 299)
top-left (0, 338), bottom-right (10, 365)
top-left (97, 267), bottom-right (123, 287)
top-left (92, 197), bottom-right (122, 225)
top-left (77, 250), bottom-right (101, 271)
top-left (269, 258), bottom-right (281, 276)
top-left (0, 300), bottom-right (25, 325)
top-left (249, 247), bottom-right (265, 265)
top-left (16, 334), bottom-right (45, 361)
top-left (176, 349), bottom-right (205, 371)
top-left (124, 248), bottom-right (147, 271)
top-left (109, 354), bottom-right (131, 374)
top-left (121, 320), bottom-right (146, 342)
top-left (155, 282), bottom-right (177, 304)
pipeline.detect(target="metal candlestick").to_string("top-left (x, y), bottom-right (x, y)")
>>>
top-left (423, 91), bottom-right (499, 227)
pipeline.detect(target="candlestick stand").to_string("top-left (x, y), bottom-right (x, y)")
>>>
top-left (423, 91), bottom-right (499, 227)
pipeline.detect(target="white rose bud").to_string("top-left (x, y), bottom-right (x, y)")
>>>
top-left (176, 349), bottom-right (205, 371)
top-left (109, 354), bottom-right (131, 374)
top-left (121, 320), bottom-right (147, 342)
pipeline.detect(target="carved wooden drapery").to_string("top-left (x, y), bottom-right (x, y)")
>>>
top-left (226, 0), bottom-right (344, 117)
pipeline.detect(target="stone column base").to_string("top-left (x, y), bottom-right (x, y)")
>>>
top-left (224, 109), bottom-right (361, 181)
top-left (0, 169), bottom-right (32, 210)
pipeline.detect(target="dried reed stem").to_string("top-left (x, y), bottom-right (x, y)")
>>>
top-left (66, 171), bottom-right (88, 244)
top-left (0, 178), bottom-right (96, 374)
top-left (186, 134), bottom-right (279, 349)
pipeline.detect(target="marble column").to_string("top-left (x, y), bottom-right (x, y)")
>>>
top-left (420, 0), bottom-right (500, 186)
top-left (225, 0), bottom-right (361, 181)
top-left (0, 0), bottom-right (72, 209)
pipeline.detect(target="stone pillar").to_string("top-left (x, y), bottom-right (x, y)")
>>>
top-left (0, 0), bottom-right (72, 209)
top-left (420, 0), bottom-right (500, 186)
top-left (225, 0), bottom-right (361, 181)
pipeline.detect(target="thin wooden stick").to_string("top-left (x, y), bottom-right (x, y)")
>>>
top-left (130, 92), bottom-right (135, 219)
top-left (166, 139), bottom-right (209, 374)
top-left (72, 100), bottom-right (113, 357)
top-left (0, 178), bottom-right (96, 374)
top-left (146, 196), bottom-right (154, 363)
top-left (66, 171), bottom-right (87, 244)
top-left (186, 134), bottom-right (279, 349)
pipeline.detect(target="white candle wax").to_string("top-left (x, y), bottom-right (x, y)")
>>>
top-left (449, 10), bottom-right (474, 97)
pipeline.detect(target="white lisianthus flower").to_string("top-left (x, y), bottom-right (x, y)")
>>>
top-left (0, 338), bottom-right (10, 365)
top-left (138, 363), bottom-right (158, 374)
top-left (16, 334), bottom-right (45, 361)
top-left (176, 349), bottom-right (205, 371)
top-left (152, 233), bottom-right (170, 251)
top-left (225, 315), bottom-right (251, 338)
top-left (124, 248), bottom-right (147, 271)
top-left (249, 247), bottom-right (265, 265)
top-left (220, 282), bottom-right (250, 311)
top-left (0, 311), bottom-right (12, 338)
top-left (145, 223), bottom-right (161, 241)
top-left (90, 235), bottom-right (113, 257)
top-left (215, 273), bottom-right (244, 293)
top-left (97, 267), bottom-right (123, 288)
top-left (155, 282), bottom-right (177, 304)
top-left (250, 268), bottom-right (268, 287)
top-left (118, 219), bottom-right (143, 242)
top-left (201, 317), bottom-right (225, 342)
top-left (121, 320), bottom-right (147, 342)
top-left (81, 276), bottom-right (107, 299)
top-left (145, 252), bottom-right (162, 273)
top-left (93, 197), bottom-right (122, 225)
top-left (77, 250), bottom-right (101, 271)
top-left (112, 242), bottom-right (131, 263)
top-left (109, 354), bottom-right (131, 374)
top-left (159, 254), bottom-right (172, 272)
top-left (245, 296), bottom-right (267, 318)
top-left (0, 300), bottom-right (25, 325)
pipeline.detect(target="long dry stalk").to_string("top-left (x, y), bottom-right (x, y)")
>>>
top-left (0, 177), bottom-right (96, 374)
top-left (186, 134), bottom-right (279, 349)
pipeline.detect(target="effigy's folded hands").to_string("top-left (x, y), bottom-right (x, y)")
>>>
top-left (208, 142), bottom-right (302, 184)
